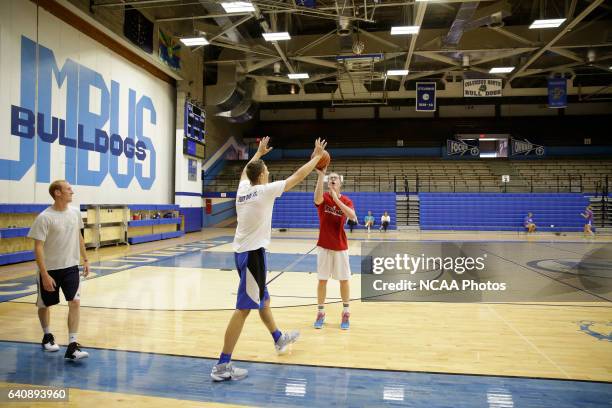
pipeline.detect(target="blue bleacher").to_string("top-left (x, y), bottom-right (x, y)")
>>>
top-left (272, 192), bottom-right (397, 230)
top-left (419, 193), bottom-right (590, 232)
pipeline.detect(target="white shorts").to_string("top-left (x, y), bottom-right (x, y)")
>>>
top-left (317, 246), bottom-right (351, 281)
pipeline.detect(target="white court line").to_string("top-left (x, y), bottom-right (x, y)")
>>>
top-left (486, 304), bottom-right (571, 379)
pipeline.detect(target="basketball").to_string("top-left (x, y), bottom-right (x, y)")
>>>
top-left (313, 150), bottom-right (331, 170)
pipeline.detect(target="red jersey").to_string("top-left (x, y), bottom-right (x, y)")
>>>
top-left (316, 192), bottom-right (354, 251)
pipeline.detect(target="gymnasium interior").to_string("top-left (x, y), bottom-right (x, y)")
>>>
top-left (0, 0), bottom-right (611, 406)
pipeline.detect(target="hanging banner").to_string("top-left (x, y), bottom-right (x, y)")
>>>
top-left (416, 82), bottom-right (436, 111)
top-left (510, 138), bottom-right (545, 156)
top-left (446, 139), bottom-right (480, 157)
top-left (548, 78), bottom-right (567, 108)
top-left (463, 79), bottom-right (503, 97)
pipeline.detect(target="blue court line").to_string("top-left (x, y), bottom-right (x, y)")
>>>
top-left (1, 340), bottom-right (610, 408)
top-left (0, 238), bottom-right (234, 303)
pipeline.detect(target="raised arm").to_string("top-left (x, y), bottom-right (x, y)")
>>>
top-left (240, 136), bottom-right (273, 182)
top-left (314, 167), bottom-right (326, 205)
top-left (284, 138), bottom-right (327, 192)
top-left (329, 190), bottom-right (357, 221)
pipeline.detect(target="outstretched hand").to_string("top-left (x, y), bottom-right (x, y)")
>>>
top-left (312, 137), bottom-right (327, 158)
top-left (257, 136), bottom-right (273, 157)
top-left (316, 166), bottom-right (328, 177)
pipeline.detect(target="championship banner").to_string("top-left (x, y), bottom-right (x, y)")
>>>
top-left (446, 139), bottom-right (480, 157)
top-left (548, 78), bottom-right (567, 108)
top-left (416, 82), bottom-right (436, 111)
top-left (510, 138), bottom-right (545, 156)
top-left (463, 79), bottom-right (502, 97)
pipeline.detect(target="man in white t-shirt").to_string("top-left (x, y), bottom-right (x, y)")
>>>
top-left (27, 180), bottom-right (90, 360)
top-left (211, 137), bottom-right (327, 382)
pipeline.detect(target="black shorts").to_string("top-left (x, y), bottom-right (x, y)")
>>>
top-left (36, 265), bottom-right (81, 307)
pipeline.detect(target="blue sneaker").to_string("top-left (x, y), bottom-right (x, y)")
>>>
top-left (340, 312), bottom-right (350, 330)
top-left (313, 312), bottom-right (325, 329)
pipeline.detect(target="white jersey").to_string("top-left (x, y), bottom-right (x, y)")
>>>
top-left (232, 179), bottom-right (286, 253)
top-left (27, 206), bottom-right (84, 271)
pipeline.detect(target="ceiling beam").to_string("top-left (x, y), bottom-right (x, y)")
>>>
top-left (356, 27), bottom-right (401, 50)
top-left (157, 13), bottom-right (250, 22)
top-left (292, 29), bottom-right (337, 56)
top-left (508, 0), bottom-right (605, 83)
top-left (399, 1), bottom-right (428, 88)
top-left (514, 62), bottom-right (583, 78)
top-left (487, 27), bottom-right (537, 46)
top-left (211, 38), bottom-right (278, 58)
top-left (246, 57), bottom-right (282, 73)
top-left (548, 47), bottom-right (585, 63)
top-left (248, 75), bottom-right (297, 85)
top-left (291, 56), bottom-right (338, 69)
top-left (207, 15), bottom-right (254, 43)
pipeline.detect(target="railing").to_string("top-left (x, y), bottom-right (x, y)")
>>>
top-left (204, 175), bottom-right (610, 194)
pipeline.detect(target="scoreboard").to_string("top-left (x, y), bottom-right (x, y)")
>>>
top-left (183, 101), bottom-right (206, 159)
top-left (183, 138), bottom-right (205, 159)
top-left (185, 101), bottom-right (205, 142)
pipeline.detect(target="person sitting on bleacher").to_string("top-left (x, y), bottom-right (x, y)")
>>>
top-left (364, 211), bottom-right (375, 233)
top-left (380, 211), bottom-right (391, 232)
top-left (524, 212), bottom-right (536, 233)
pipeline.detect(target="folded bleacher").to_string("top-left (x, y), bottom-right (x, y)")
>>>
top-left (419, 193), bottom-right (590, 232)
top-left (272, 192), bottom-right (396, 230)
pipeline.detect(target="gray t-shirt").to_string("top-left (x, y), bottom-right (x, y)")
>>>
top-left (28, 206), bottom-right (84, 271)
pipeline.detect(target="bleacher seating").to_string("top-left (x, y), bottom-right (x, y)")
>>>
top-left (419, 193), bottom-right (590, 232)
top-left (510, 160), bottom-right (612, 192)
top-left (272, 192), bottom-right (396, 230)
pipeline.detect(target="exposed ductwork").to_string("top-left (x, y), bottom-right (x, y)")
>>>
top-left (443, 2), bottom-right (480, 49)
top-left (464, 0), bottom-right (511, 31)
top-left (205, 50), bottom-right (255, 122)
top-left (336, 0), bottom-right (353, 36)
top-left (198, 0), bottom-right (257, 121)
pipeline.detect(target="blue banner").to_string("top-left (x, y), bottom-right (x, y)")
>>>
top-left (416, 82), bottom-right (436, 111)
top-left (297, 0), bottom-right (316, 7)
top-left (548, 78), bottom-right (567, 108)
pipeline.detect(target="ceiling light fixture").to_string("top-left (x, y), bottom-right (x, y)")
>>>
top-left (221, 2), bottom-right (255, 13)
top-left (180, 37), bottom-right (209, 46)
top-left (263, 32), bottom-right (291, 41)
top-left (529, 18), bottom-right (566, 29)
top-left (391, 26), bottom-right (420, 35)
top-left (489, 67), bottom-right (515, 73)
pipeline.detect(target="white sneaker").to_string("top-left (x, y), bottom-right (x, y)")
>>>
top-left (210, 362), bottom-right (248, 381)
top-left (41, 333), bottom-right (60, 352)
top-left (275, 330), bottom-right (300, 354)
top-left (64, 342), bottom-right (89, 360)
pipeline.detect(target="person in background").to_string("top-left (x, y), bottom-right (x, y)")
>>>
top-left (581, 204), bottom-right (595, 237)
top-left (380, 211), bottom-right (391, 232)
top-left (524, 212), bottom-right (536, 233)
top-left (347, 217), bottom-right (358, 233)
top-left (364, 211), bottom-right (375, 233)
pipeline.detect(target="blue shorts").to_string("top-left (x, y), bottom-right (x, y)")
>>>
top-left (235, 248), bottom-right (270, 310)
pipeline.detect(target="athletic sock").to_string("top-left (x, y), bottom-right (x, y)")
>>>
top-left (318, 305), bottom-right (325, 313)
top-left (69, 333), bottom-right (77, 344)
top-left (218, 352), bottom-right (231, 365)
top-left (43, 327), bottom-right (50, 335)
top-left (272, 329), bottom-right (282, 343)
top-left (343, 304), bottom-right (349, 314)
